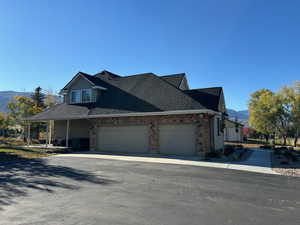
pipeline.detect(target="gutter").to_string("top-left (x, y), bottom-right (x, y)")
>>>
top-left (24, 109), bottom-right (221, 121)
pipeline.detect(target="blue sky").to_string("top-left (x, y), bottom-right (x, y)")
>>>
top-left (0, 0), bottom-right (300, 110)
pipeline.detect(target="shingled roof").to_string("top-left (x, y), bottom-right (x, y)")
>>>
top-left (160, 73), bottom-right (185, 88)
top-left (27, 71), bottom-right (223, 120)
top-left (183, 87), bottom-right (222, 111)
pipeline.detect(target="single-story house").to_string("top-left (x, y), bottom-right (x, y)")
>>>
top-left (26, 70), bottom-right (227, 157)
top-left (224, 119), bottom-right (244, 142)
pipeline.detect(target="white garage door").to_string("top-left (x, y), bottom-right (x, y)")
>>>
top-left (97, 125), bottom-right (148, 153)
top-left (159, 124), bottom-right (196, 156)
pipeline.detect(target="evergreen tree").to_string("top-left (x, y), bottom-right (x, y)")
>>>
top-left (31, 87), bottom-right (45, 108)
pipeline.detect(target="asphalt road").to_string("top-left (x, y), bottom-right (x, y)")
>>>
top-left (0, 156), bottom-right (299, 225)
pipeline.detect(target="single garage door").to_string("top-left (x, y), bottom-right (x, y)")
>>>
top-left (97, 125), bottom-right (148, 153)
top-left (159, 124), bottom-right (196, 156)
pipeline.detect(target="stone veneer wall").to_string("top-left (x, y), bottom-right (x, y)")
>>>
top-left (89, 113), bottom-right (214, 156)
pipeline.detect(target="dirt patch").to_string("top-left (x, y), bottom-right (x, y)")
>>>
top-left (271, 152), bottom-right (300, 177)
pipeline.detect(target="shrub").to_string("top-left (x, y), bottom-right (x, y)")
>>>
top-left (206, 151), bottom-right (221, 158)
top-left (224, 145), bottom-right (236, 149)
top-left (274, 149), bottom-right (282, 155)
top-left (260, 145), bottom-right (272, 149)
top-left (224, 148), bottom-right (234, 156)
top-left (277, 146), bottom-right (288, 150)
top-left (235, 144), bottom-right (244, 149)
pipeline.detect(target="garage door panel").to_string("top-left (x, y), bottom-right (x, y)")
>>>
top-left (97, 126), bottom-right (148, 153)
top-left (159, 124), bottom-right (196, 156)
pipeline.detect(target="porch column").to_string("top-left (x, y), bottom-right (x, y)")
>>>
top-left (66, 120), bottom-right (70, 148)
top-left (46, 121), bottom-right (49, 148)
top-left (27, 122), bottom-right (31, 146)
top-left (49, 120), bottom-right (52, 145)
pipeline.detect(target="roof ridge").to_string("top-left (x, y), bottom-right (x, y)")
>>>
top-left (160, 73), bottom-right (185, 78)
top-left (78, 71), bottom-right (92, 76)
top-left (121, 72), bottom-right (156, 78)
top-left (187, 87), bottom-right (222, 91)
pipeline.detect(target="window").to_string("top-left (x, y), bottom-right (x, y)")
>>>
top-left (70, 89), bottom-right (93, 104)
top-left (82, 89), bottom-right (92, 103)
top-left (70, 90), bottom-right (81, 104)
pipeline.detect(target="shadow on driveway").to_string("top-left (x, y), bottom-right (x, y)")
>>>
top-left (0, 152), bottom-right (117, 210)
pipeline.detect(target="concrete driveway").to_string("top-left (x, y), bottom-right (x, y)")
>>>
top-left (55, 148), bottom-right (277, 175)
top-left (1, 157), bottom-right (299, 225)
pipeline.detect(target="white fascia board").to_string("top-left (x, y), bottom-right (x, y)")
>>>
top-left (92, 86), bottom-right (107, 90)
top-left (25, 109), bottom-right (220, 121)
top-left (59, 74), bottom-right (106, 94)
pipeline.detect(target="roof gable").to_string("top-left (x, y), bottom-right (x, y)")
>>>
top-left (60, 72), bottom-right (106, 93)
top-left (160, 73), bottom-right (186, 89)
top-left (94, 70), bottom-right (121, 80)
top-left (184, 87), bottom-right (222, 111)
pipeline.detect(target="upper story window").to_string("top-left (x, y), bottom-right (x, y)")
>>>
top-left (70, 90), bottom-right (81, 104)
top-left (82, 89), bottom-right (92, 103)
top-left (70, 89), bottom-right (92, 104)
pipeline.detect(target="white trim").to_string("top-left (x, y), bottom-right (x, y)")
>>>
top-left (92, 86), bottom-right (107, 90)
top-left (59, 73), bottom-right (106, 94)
top-left (26, 109), bottom-right (221, 121)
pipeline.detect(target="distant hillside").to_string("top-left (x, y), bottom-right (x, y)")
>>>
top-left (0, 91), bottom-right (33, 113)
top-left (227, 108), bottom-right (249, 124)
top-left (0, 91), bottom-right (60, 113)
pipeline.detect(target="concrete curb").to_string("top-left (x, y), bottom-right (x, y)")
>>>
top-left (54, 152), bottom-right (280, 175)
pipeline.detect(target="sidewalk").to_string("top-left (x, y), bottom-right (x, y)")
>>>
top-left (228, 148), bottom-right (277, 174)
top-left (54, 149), bottom-right (279, 175)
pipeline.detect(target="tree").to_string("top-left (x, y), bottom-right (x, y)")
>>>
top-left (8, 96), bottom-right (43, 139)
top-left (31, 87), bottom-right (45, 108)
top-left (249, 89), bottom-right (279, 143)
top-left (279, 82), bottom-right (300, 146)
top-left (0, 113), bottom-right (5, 136)
top-left (44, 88), bottom-right (58, 108)
top-left (276, 86), bottom-right (294, 145)
top-left (0, 113), bottom-right (5, 128)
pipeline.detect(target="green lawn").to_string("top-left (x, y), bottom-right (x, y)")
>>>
top-left (0, 137), bottom-right (54, 161)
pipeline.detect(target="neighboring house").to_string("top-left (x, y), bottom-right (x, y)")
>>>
top-left (224, 119), bottom-right (244, 142)
top-left (26, 70), bottom-right (227, 157)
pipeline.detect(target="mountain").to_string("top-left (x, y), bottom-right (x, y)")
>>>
top-left (0, 91), bottom-right (61, 113)
top-left (0, 91), bottom-right (33, 113)
top-left (227, 109), bottom-right (249, 121)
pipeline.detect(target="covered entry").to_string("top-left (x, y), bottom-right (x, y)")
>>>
top-left (159, 124), bottom-right (196, 156)
top-left (96, 125), bottom-right (149, 153)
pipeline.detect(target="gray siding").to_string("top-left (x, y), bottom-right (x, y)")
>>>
top-left (54, 119), bottom-right (90, 140)
top-left (213, 115), bottom-right (224, 150)
top-left (179, 76), bottom-right (189, 90)
top-left (65, 76), bottom-right (98, 104)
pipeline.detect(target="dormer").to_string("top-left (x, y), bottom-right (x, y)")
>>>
top-left (160, 73), bottom-right (189, 90)
top-left (60, 72), bottom-right (106, 104)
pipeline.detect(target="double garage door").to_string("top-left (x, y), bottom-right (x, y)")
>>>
top-left (97, 124), bottom-right (196, 156)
